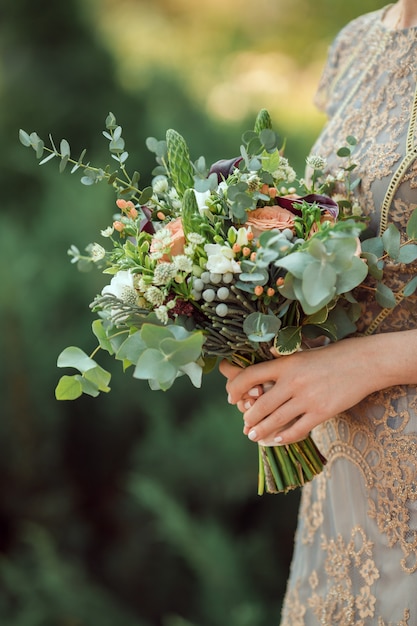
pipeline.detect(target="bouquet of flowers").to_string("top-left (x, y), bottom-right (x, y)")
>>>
top-left (19, 109), bottom-right (417, 494)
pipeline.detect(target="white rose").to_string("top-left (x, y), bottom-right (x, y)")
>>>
top-left (204, 244), bottom-right (241, 275)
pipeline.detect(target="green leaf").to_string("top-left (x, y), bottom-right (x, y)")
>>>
top-left (57, 347), bottom-right (97, 373)
top-left (397, 243), bottom-right (417, 264)
top-left (178, 362), bottom-right (203, 388)
top-left (376, 282), bottom-right (397, 308)
top-left (133, 349), bottom-right (177, 390)
top-left (406, 207), bottom-right (417, 239)
top-left (39, 153), bottom-right (57, 165)
top-left (302, 260), bottom-right (337, 308)
top-left (243, 312), bottom-right (281, 342)
top-left (274, 326), bottom-right (302, 355)
top-left (275, 251), bottom-right (311, 279)
top-left (335, 256), bottom-right (368, 294)
top-left (19, 129), bottom-right (32, 146)
top-left (382, 223), bottom-right (401, 259)
top-left (337, 146), bottom-right (351, 157)
top-left (403, 275), bottom-right (417, 297)
top-left (361, 236), bottom-right (384, 257)
top-left (116, 332), bottom-right (147, 363)
top-left (83, 365), bottom-right (111, 392)
top-left (346, 135), bottom-right (357, 146)
top-left (55, 375), bottom-right (83, 400)
top-left (60, 139), bottom-right (70, 157)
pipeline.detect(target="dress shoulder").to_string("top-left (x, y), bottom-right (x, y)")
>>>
top-left (314, 9), bottom-right (386, 112)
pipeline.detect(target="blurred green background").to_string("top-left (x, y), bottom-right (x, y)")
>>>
top-left (0, 1), bottom-right (386, 624)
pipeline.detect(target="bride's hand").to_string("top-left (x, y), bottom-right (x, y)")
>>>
top-left (219, 337), bottom-right (382, 445)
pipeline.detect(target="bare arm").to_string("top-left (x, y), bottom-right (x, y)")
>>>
top-left (219, 330), bottom-right (417, 445)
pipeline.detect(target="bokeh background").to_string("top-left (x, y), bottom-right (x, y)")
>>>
top-left (0, 1), bottom-right (387, 624)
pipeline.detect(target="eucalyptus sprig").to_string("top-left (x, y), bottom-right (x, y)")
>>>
top-left (19, 112), bottom-right (154, 204)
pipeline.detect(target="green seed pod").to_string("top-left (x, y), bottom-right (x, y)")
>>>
top-left (254, 108), bottom-right (273, 133)
top-left (166, 129), bottom-right (194, 198)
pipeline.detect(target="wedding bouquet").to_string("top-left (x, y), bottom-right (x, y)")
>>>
top-left (19, 109), bottom-right (417, 494)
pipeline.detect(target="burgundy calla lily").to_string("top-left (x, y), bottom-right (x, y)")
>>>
top-left (140, 206), bottom-right (155, 234)
top-left (275, 193), bottom-right (339, 219)
top-left (209, 157), bottom-right (243, 183)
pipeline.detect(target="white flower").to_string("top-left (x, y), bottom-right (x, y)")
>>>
top-left (204, 243), bottom-right (241, 275)
top-left (187, 232), bottom-right (205, 245)
top-left (152, 175), bottom-right (169, 194)
top-left (230, 226), bottom-right (252, 247)
top-left (153, 262), bottom-right (177, 285)
top-left (306, 154), bottom-right (327, 170)
top-left (100, 226), bottom-right (114, 238)
top-left (101, 270), bottom-right (137, 305)
top-left (194, 189), bottom-right (211, 215)
top-left (155, 305), bottom-right (169, 324)
top-left (88, 242), bottom-right (106, 262)
top-left (144, 286), bottom-right (165, 306)
top-left (173, 255), bottom-right (193, 273)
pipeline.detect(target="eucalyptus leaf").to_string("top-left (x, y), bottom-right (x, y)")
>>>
top-left (275, 251), bottom-right (311, 279)
top-left (397, 243), bottom-right (417, 264)
top-left (83, 366), bottom-right (111, 393)
top-left (133, 349), bottom-right (177, 390)
top-left (360, 236), bottom-right (384, 257)
top-left (55, 375), bottom-right (83, 400)
top-left (382, 223), bottom-right (401, 259)
top-left (302, 260), bottom-right (337, 308)
top-left (335, 256), bottom-right (368, 294)
top-left (406, 207), bottom-right (417, 239)
top-left (403, 275), bottom-right (417, 297)
top-left (19, 129), bottom-right (31, 147)
top-left (376, 282), bottom-right (397, 308)
top-left (57, 346), bottom-right (97, 373)
top-left (243, 312), bottom-right (281, 342)
top-left (116, 332), bottom-right (147, 363)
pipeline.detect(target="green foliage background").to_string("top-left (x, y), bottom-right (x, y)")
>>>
top-left (0, 0), bottom-right (386, 624)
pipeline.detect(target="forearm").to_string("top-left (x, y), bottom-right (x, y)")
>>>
top-left (220, 328), bottom-right (417, 445)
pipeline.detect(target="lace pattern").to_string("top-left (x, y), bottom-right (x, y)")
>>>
top-left (280, 7), bottom-right (417, 624)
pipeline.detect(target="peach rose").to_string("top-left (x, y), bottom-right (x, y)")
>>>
top-left (245, 206), bottom-right (296, 238)
top-left (151, 217), bottom-right (186, 262)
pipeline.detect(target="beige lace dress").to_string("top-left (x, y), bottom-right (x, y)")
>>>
top-left (280, 6), bottom-right (417, 626)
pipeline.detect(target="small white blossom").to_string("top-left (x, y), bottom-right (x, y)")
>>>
top-left (152, 175), bottom-right (169, 194)
top-left (184, 243), bottom-right (196, 256)
top-left (88, 242), bottom-right (106, 262)
top-left (306, 154), bottom-right (327, 170)
top-left (187, 232), bottom-right (205, 245)
top-left (153, 262), bottom-right (177, 285)
top-left (272, 157), bottom-right (296, 183)
top-left (100, 226), bottom-right (114, 238)
top-left (173, 255), bottom-right (193, 273)
top-left (155, 305), bottom-right (169, 324)
top-left (144, 286), bottom-right (165, 306)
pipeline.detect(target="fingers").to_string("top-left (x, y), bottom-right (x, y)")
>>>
top-left (247, 411), bottom-right (313, 445)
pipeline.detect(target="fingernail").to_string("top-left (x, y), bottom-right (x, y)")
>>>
top-left (227, 393), bottom-right (232, 404)
top-left (244, 400), bottom-right (252, 410)
top-left (248, 429), bottom-right (257, 441)
top-left (248, 387), bottom-right (260, 398)
top-left (274, 435), bottom-right (283, 444)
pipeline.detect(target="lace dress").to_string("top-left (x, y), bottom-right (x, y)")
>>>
top-left (280, 7), bottom-right (417, 626)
